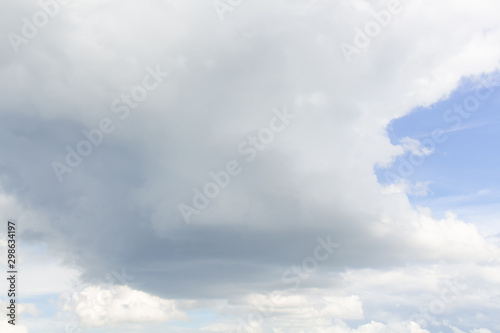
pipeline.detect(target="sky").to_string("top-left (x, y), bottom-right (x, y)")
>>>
top-left (1, 0), bottom-right (500, 332)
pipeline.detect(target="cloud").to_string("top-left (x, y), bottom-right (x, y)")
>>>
top-left (400, 137), bottom-right (435, 157)
top-left (0, 299), bottom-right (34, 333)
top-left (0, 322), bottom-right (29, 333)
top-left (63, 285), bottom-right (187, 327)
top-left (382, 180), bottom-right (432, 197)
top-left (1, 0), bottom-right (500, 331)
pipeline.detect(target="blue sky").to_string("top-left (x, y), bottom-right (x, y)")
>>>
top-left (378, 73), bottom-right (500, 235)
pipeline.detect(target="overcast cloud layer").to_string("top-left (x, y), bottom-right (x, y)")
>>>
top-left (1, 0), bottom-right (500, 332)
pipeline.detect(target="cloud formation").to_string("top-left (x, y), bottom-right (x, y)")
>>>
top-left (1, 0), bottom-right (500, 331)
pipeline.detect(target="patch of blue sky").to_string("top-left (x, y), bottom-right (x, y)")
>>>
top-left (169, 308), bottom-right (222, 328)
top-left (376, 72), bottom-right (500, 231)
top-left (20, 294), bottom-right (60, 318)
